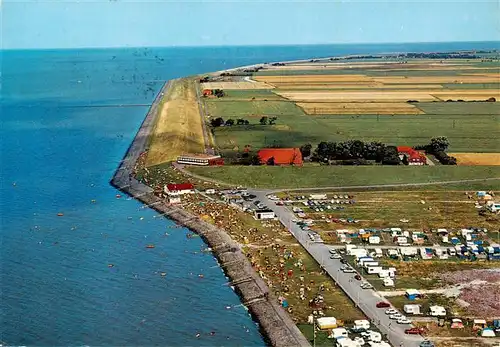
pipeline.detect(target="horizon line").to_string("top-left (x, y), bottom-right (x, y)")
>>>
top-left (2, 40), bottom-right (500, 51)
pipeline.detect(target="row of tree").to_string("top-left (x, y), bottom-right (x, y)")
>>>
top-left (414, 137), bottom-right (457, 165)
top-left (210, 116), bottom-right (278, 127)
top-left (309, 140), bottom-right (401, 165)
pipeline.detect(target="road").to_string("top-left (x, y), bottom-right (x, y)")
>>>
top-left (251, 190), bottom-right (426, 347)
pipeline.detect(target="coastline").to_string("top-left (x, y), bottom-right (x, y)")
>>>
top-left (110, 82), bottom-right (310, 347)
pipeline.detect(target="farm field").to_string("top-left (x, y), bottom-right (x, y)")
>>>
top-left (216, 89), bottom-right (285, 101)
top-left (201, 81), bottom-right (273, 89)
top-left (449, 153), bottom-right (500, 166)
top-left (296, 102), bottom-right (424, 115)
top-left (146, 78), bottom-right (205, 166)
top-left (187, 165), bottom-right (500, 189)
top-left (212, 112), bottom-right (499, 153)
top-left (274, 90), bottom-right (499, 102)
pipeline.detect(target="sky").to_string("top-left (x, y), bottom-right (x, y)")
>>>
top-left (2, 0), bottom-right (500, 49)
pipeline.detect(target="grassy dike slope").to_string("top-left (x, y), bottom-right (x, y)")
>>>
top-left (187, 165), bottom-right (500, 190)
top-left (146, 78), bottom-right (205, 166)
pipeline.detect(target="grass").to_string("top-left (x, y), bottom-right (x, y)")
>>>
top-left (297, 324), bottom-right (331, 347)
top-left (146, 78), bottom-right (205, 165)
top-left (205, 99), bottom-right (304, 119)
top-left (218, 89), bottom-right (285, 100)
top-left (297, 190), bottom-right (500, 230)
top-left (388, 294), bottom-right (466, 316)
top-left (206, 100), bottom-right (500, 153)
top-left (187, 165), bottom-right (500, 189)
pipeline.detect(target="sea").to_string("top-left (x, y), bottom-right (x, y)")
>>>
top-left (1, 41), bottom-right (499, 346)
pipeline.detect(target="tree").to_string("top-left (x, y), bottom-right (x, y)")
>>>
top-left (259, 116), bottom-right (268, 125)
top-left (300, 144), bottom-right (312, 158)
top-left (429, 137), bottom-right (449, 153)
top-left (266, 156), bottom-right (275, 166)
top-left (225, 119), bottom-right (235, 126)
top-left (210, 117), bottom-right (224, 127)
top-left (244, 120), bottom-right (250, 125)
top-left (269, 116), bottom-right (278, 125)
top-left (250, 154), bottom-right (261, 165)
top-left (381, 146), bottom-right (401, 165)
top-left (236, 119), bottom-right (245, 125)
top-left (401, 155), bottom-right (409, 166)
top-left (213, 89), bottom-right (225, 98)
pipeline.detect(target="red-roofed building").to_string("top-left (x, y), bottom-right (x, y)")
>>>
top-left (164, 183), bottom-right (195, 195)
top-left (258, 148), bottom-right (303, 166)
top-left (397, 146), bottom-right (427, 166)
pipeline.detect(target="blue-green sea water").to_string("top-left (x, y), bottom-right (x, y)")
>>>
top-left (1, 42), bottom-right (499, 346)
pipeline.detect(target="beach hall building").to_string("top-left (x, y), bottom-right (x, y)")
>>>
top-left (176, 154), bottom-right (224, 166)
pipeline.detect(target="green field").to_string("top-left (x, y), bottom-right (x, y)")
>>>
top-left (208, 99), bottom-right (500, 153)
top-left (218, 89), bottom-right (285, 100)
top-left (187, 165), bottom-right (500, 189)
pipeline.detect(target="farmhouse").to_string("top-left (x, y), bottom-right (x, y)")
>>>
top-left (177, 154), bottom-right (224, 166)
top-left (258, 148), bottom-right (303, 166)
top-left (164, 183), bottom-right (195, 195)
top-left (397, 146), bottom-right (427, 165)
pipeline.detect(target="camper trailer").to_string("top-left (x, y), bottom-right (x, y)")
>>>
top-left (404, 304), bottom-right (421, 315)
top-left (429, 305), bottom-right (446, 317)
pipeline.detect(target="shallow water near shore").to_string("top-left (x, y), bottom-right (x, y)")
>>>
top-left (1, 42), bottom-right (498, 346)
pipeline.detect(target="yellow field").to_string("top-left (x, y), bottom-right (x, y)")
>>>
top-left (254, 74), bottom-right (373, 84)
top-left (201, 81), bottom-right (273, 90)
top-left (275, 90), bottom-right (439, 102)
top-left (274, 89), bottom-right (499, 103)
top-left (146, 78), bottom-right (205, 166)
top-left (449, 153), bottom-right (500, 166)
top-left (297, 102), bottom-right (424, 115)
top-left (372, 75), bottom-right (500, 84)
top-left (273, 83), bottom-right (443, 90)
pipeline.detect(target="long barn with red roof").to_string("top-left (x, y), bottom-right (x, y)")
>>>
top-left (257, 148), bottom-right (303, 166)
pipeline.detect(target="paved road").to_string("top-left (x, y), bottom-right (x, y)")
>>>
top-left (251, 190), bottom-right (426, 347)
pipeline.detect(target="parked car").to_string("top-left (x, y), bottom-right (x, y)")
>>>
top-left (376, 302), bottom-right (390, 308)
top-left (330, 254), bottom-right (341, 259)
top-left (419, 341), bottom-right (435, 347)
top-left (354, 274), bottom-right (361, 280)
top-left (397, 318), bottom-right (412, 324)
top-left (385, 309), bottom-right (398, 315)
top-left (340, 259), bottom-right (347, 264)
top-left (389, 314), bottom-right (404, 320)
top-left (405, 327), bottom-right (425, 335)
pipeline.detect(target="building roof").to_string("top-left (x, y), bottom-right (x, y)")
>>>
top-left (258, 148), bottom-right (303, 165)
top-left (397, 146), bottom-right (426, 161)
top-left (167, 183), bottom-right (194, 191)
top-left (255, 209), bottom-right (275, 213)
top-left (178, 154), bottom-right (221, 160)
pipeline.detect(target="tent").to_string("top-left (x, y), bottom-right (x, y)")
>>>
top-left (481, 328), bottom-right (496, 337)
top-left (451, 319), bottom-right (464, 329)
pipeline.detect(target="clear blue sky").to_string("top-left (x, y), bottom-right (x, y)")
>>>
top-left (3, 0), bottom-right (499, 49)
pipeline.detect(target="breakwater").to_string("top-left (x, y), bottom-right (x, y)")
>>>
top-left (110, 80), bottom-right (310, 347)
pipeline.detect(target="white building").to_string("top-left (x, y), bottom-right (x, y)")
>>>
top-left (254, 209), bottom-right (275, 220)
